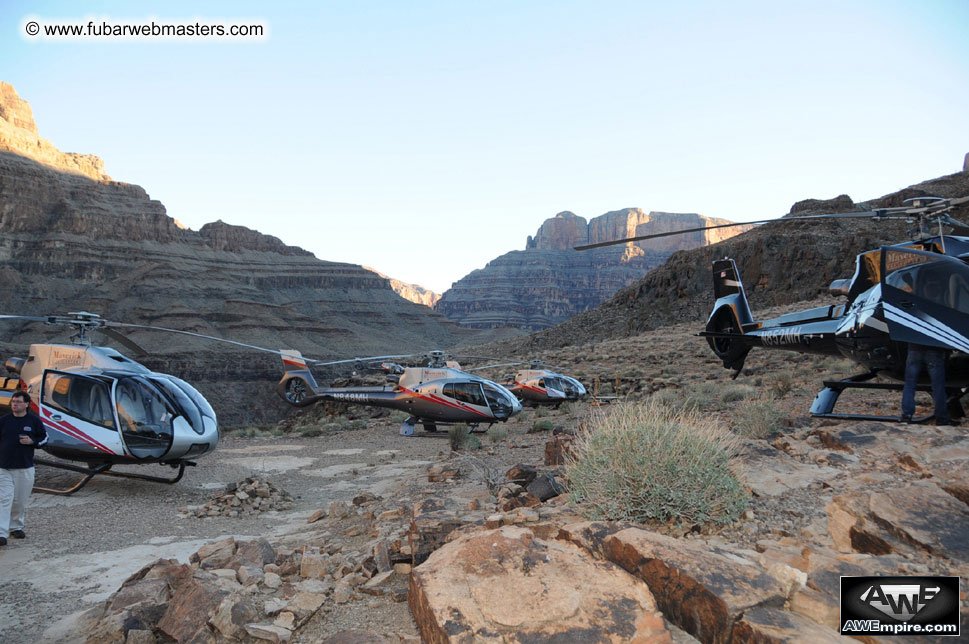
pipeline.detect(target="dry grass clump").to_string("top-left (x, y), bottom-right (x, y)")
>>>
top-left (448, 424), bottom-right (481, 451)
top-left (732, 395), bottom-right (785, 438)
top-left (565, 401), bottom-right (747, 526)
top-left (529, 418), bottom-right (555, 433)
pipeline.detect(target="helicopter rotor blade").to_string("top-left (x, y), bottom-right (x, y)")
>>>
top-left (96, 327), bottom-right (149, 357)
top-left (102, 321), bottom-right (333, 364)
top-left (465, 361), bottom-right (528, 372)
top-left (0, 314), bottom-right (58, 324)
top-left (573, 210), bottom-right (912, 251)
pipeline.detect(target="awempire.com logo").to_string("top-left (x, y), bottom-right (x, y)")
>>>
top-left (840, 576), bottom-right (960, 636)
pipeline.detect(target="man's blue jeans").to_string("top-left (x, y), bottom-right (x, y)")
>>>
top-left (901, 344), bottom-right (948, 421)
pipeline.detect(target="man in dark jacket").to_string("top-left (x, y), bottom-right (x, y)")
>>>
top-left (0, 390), bottom-right (48, 545)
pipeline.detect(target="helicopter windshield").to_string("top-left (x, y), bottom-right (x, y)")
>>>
top-left (884, 252), bottom-right (969, 314)
top-left (149, 376), bottom-right (212, 435)
top-left (114, 376), bottom-right (176, 459)
top-left (482, 383), bottom-right (517, 417)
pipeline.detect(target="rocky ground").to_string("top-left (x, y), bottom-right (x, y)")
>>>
top-left (1, 301), bottom-right (968, 642)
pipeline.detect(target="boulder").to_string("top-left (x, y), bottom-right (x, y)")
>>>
top-left (156, 574), bottom-right (230, 643)
top-left (601, 528), bottom-right (787, 644)
top-left (409, 526), bottom-right (671, 643)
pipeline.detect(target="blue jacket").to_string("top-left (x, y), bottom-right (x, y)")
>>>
top-left (0, 412), bottom-right (48, 469)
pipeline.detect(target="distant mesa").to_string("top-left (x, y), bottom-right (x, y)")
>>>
top-left (365, 267), bottom-right (441, 307)
top-left (434, 209), bottom-right (753, 331)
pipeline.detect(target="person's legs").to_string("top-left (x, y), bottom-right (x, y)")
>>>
top-left (0, 468), bottom-right (14, 539)
top-left (901, 346), bottom-right (924, 419)
top-left (925, 349), bottom-right (949, 423)
top-left (9, 467), bottom-right (34, 533)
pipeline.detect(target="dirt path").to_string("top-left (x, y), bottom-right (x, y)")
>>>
top-left (0, 425), bottom-right (454, 643)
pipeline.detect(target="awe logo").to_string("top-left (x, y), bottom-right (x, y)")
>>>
top-left (840, 576), bottom-right (960, 637)
top-left (858, 583), bottom-right (939, 621)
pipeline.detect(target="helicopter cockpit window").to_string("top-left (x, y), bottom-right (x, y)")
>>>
top-left (115, 376), bottom-right (175, 458)
top-left (482, 383), bottom-right (516, 416)
top-left (42, 372), bottom-right (115, 429)
top-left (150, 376), bottom-right (206, 435)
top-left (884, 253), bottom-right (969, 315)
top-left (444, 382), bottom-right (487, 406)
top-left (544, 376), bottom-right (564, 391)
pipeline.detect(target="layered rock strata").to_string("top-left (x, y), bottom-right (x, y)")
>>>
top-left (0, 82), bottom-right (472, 424)
top-left (435, 210), bottom-right (751, 331)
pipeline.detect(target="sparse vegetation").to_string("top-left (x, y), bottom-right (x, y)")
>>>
top-left (486, 425), bottom-right (509, 443)
top-left (448, 424), bottom-right (481, 451)
top-left (534, 406), bottom-right (550, 418)
top-left (731, 395), bottom-right (785, 439)
top-left (529, 419), bottom-right (555, 433)
top-left (719, 382), bottom-right (758, 403)
top-left (565, 401), bottom-right (747, 526)
top-left (769, 371), bottom-right (794, 397)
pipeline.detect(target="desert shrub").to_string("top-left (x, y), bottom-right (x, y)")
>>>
top-left (565, 401), bottom-right (747, 526)
top-left (534, 406), bottom-right (550, 418)
top-left (487, 425), bottom-right (509, 443)
top-left (390, 412), bottom-right (410, 423)
top-left (529, 419), bottom-right (555, 433)
top-left (680, 381), bottom-right (721, 412)
top-left (732, 396), bottom-right (785, 438)
top-left (649, 387), bottom-right (682, 410)
top-left (770, 371), bottom-right (794, 397)
top-left (720, 383), bottom-right (758, 403)
top-left (448, 424), bottom-right (480, 451)
top-left (299, 427), bottom-right (324, 438)
top-left (558, 401), bottom-right (575, 415)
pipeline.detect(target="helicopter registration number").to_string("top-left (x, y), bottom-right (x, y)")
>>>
top-left (762, 325), bottom-right (803, 346)
top-left (331, 393), bottom-right (370, 402)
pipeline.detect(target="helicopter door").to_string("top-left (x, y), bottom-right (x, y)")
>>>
top-left (541, 376), bottom-right (567, 399)
top-left (40, 371), bottom-right (122, 457)
top-left (881, 248), bottom-right (969, 353)
top-left (114, 376), bottom-right (176, 459)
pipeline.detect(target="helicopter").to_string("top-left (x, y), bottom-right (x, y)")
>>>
top-left (0, 312), bottom-right (221, 494)
top-left (576, 195), bottom-right (969, 422)
top-left (466, 360), bottom-right (587, 406)
top-left (276, 349), bottom-right (523, 435)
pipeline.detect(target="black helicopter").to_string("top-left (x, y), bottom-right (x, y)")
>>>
top-left (467, 360), bottom-right (587, 405)
top-left (277, 349), bottom-right (523, 435)
top-left (0, 312), bottom-right (224, 493)
top-left (577, 195), bottom-right (969, 422)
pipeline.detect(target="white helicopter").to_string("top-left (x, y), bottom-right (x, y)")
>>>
top-left (0, 312), bottom-right (277, 493)
top-left (277, 349), bottom-right (523, 434)
top-left (467, 360), bottom-right (587, 406)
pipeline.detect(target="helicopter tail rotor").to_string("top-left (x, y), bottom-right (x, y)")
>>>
top-left (277, 350), bottom-right (321, 406)
top-left (704, 259), bottom-right (754, 377)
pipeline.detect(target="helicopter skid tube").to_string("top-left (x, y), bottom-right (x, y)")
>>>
top-left (33, 457), bottom-right (193, 495)
top-left (810, 374), bottom-right (950, 422)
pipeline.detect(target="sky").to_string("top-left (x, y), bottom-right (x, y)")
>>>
top-left (3, 1), bottom-right (968, 294)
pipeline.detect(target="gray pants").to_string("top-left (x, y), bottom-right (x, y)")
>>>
top-left (0, 467), bottom-right (35, 538)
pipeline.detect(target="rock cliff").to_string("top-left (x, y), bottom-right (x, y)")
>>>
top-left (435, 209), bottom-right (751, 331)
top-left (365, 267), bottom-right (441, 307)
top-left (0, 82), bottom-right (475, 424)
top-left (493, 168), bottom-right (969, 352)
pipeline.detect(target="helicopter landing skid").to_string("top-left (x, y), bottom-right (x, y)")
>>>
top-left (33, 457), bottom-right (194, 495)
top-left (810, 373), bottom-right (954, 422)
